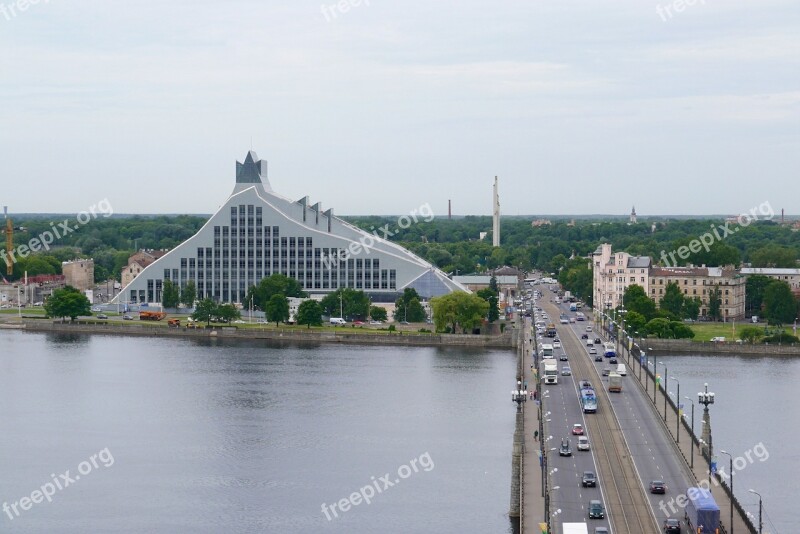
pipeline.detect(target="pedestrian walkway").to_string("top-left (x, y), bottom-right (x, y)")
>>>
top-left (521, 321), bottom-right (546, 534)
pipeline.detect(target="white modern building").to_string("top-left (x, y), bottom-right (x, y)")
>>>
top-left (113, 151), bottom-right (467, 306)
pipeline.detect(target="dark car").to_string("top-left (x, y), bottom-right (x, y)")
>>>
top-left (579, 380), bottom-right (593, 390)
top-left (594, 528), bottom-right (609, 534)
top-left (664, 518), bottom-right (681, 533)
top-left (595, 355), bottom-right (603, 362)
top-left (602, 368), bottom-right (611, 376)
top-left (559, 439), bottom-right (572, 456)
top-left (609, 357), bottom-right (618, 365)
top-left (581, 471), bottom-right (597, 487)
top-left (588, 500), bottom-right (605, 519)
top-left (581, 333), bottom-right (589, 339)
top-left (594, 337), bottom-right (601, 344)
top-left (96, 314), bottom-right (108, 320)
top-left (650, 480), bottom-right (667, 494)
top-left (559, 353), bottom-right (569, 361)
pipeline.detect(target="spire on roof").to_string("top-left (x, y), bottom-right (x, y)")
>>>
top-left (236, 150), bottom-right (271, 190)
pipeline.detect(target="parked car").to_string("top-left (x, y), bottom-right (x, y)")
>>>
top-left (649, 480), bottom-right (667, 494)
top-left (572, 423), bottom-right (584, 435)
top-left (663, 518), bottom-right (681, 533)
top-left (122, 315), bottom-right (134, 320)
top-left (96, 314), bottom-right (108, 320)
top-left (353, 320), bottom-right (365, 325)
top-left (588, 500), bottom-right (605, 519)
top-left (369, 320), bottom-right (383, 325)
top-left (581, 471), bottom-right (597, 487)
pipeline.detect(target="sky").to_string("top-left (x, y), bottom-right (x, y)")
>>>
top-left (1, 0), bottom-right (798, 217)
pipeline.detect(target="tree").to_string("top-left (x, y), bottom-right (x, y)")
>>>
top-left (369, 305), bottom-right (388, 322)
top-left (682, 297), bottom-right (701, 320)
top-left (192, 298), bottom-right (216, 326)
top-left (738, 326), bottom-right (763, 344)
top-left (746, 275), bottom-right (773, 317)
top-left (216, 303), bottom-right (240, 324)
top-left (660, 282), bottom-right (684, 317)
top-left (623, 284), bottom-right (656, 320)
top-left (44, 286), bottom-right (91, 322)
top-left (622, 310), bottom-right (647, 335)
top-left (181, 280), bottom-right (197, 308)
top-left (394, 288), bottom-right (427, 322)
top-left (320, 288), bottom-right (370, 320)
top-left (645, 317), bottom-right (672, 339)
top-left (763, 280), bottom-right (797, 325)
top-left (161, 279), bottom-right (180, 309)
top-left (266, 294), bottom-right (290, 326)
top-left (246, 274), bottom-right (306, 311)
top-left (430, 292), bottom-right (489, 333)
top-left (669, 321), bottom-right (695, 339)
top-left (296, 300), bottom-right (323, 328)
top-left (750, 245), bottom-right (798, 268)
top-left (708, 285), bottom-right (722, 321)
top-left (489, 275), bottom-right (499, 293)
top-left (477, 287), bottom-right (500, 323)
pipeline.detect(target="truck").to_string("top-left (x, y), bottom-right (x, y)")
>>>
top-left (542, 361), bottom-right (559, 384)
top-left (139, 311), bottom-right (167, 321)
top-left (608, 372), bottom-right (622, 392)
top-left (562, 523), bottom-right (588, 534)
top-left (685, 487), bottom-right (720, 533)
top-left (569, 302), bottom-right (578, 312)
top-left (563, 291), bottom-right (572, 302)
top-left (546, 323), bottom-right (557, 337)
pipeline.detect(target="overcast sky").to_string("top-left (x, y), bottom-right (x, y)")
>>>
top-left (1, 1), bottom-right (798, 217)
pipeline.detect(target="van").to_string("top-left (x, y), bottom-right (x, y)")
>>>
top-left (329, 317), bottom-right (346, 326)
top-left (616, 364), bottom-right (627, 376)
top-left (751, 316), bottom-right (759, 323)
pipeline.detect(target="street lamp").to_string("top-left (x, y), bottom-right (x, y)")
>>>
top-left (684, 396), bottom-right (695, 468)
top-left (652, 350), bottom-right (658, 405)
top-left (661, 363), bottom-right (668, 422)
top-left (511, 381), bottom-right (528, 412)
top-left (698, 383), bottom-right (715, 463)
top-left (670, 376), bottom-right (680, 443)
top-left (720, 450), bottom-right (734, 534)
top-left (748, 489), bottom-right (762, 534)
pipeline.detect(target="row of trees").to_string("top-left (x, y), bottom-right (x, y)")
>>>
top-left (430, 292), bottom-right (489, 333)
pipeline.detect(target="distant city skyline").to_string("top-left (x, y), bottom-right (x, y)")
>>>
top-left (1, 1), bottom-right (798, 216)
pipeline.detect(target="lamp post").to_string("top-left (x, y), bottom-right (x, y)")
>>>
top-left (511, 381), bottom-right (528, 412)
top-left (662, 363), bottom-right (668, 422)
top-left (671, 376), bottom-right (680, 443)
top-left (698, 383), bottom-right (715, 463)
top-left (652, 351), bottom-right (658, 405)
top-left (684, 396), bottom-right (695, 468)
top-left (748, 489), bottom-right (762, 534)
top-left (720, 450), bottom-right (733, 534)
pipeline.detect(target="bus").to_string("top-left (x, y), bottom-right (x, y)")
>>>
top-left (540, 343), bottom-right (554, 359)
top-left (603, 342), bottom-right (616, 357)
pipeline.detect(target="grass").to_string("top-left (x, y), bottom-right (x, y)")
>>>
top-left (688, 323), bottom-right (747, 342)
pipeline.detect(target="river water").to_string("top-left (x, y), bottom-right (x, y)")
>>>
top-left (0, 331), bottom-right (517, 533)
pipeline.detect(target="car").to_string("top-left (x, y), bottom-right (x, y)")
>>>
top-left (588, 500), bottom-right (605, 519)
top-left (91, 306), bottom-right (102, 312)
top-left (594, 337), bottom-right (601, 344)
top-left (586, 325), bottom-right (593, 331)
top-left (553, 341), bottom-right (561, 349)
top-left (231, 319), bottom-right (245, 324)
top-left (96, 314), bottom-right (108, 320)
top-left (579, 380), bottom-right (592, 389)
top-left (602, 368), bottom-right (611, 376)
top-left (561, 366), bottom-right (571, 376)
top-left (353, 320), bottom-right (365, 325)
top-left (663, 518), bottom-right (681, 533)
top-left (256, 319), bottom-right (269, 324)
top-left (589, 347), bottom-right (597, 354)
top-left (122, 315), bottom-right (134, 320)
top-left (595, 354), bottom-right (603, 362)
top-left (650, 480), bottom-right (667, 494)
top-left (400, 321), bottom-right (410, 325)
top-left (577, 436), bottom-right (590, 450)
top-left (594, 528), bottom-right (609, 534)
top-left (559, 353), bottom-right (568, 361)
top-left (609, 357), bottom-right (618, 365)
top-left (559, 439), bottom-right (572, 456)
top-left (586, 339), bottom-right (594, 346)
top-left (560, 318), bottom-right (569, 324)
top-left (581, 471), bottom-right (597, 487)
top-left (581, 333), bottom-right (589, 339)
top-left (569, 317), bottom-right (576, 323)
top-left (369, 320), bottom-right (383, 325)
top-left (572, 423), bottom-right (584, 435)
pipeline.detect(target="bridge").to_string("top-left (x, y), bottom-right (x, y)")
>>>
top-left (513, 286), bottom-right (757, 534)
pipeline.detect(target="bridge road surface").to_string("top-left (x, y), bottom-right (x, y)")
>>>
top-left (539, 293), bottom-right (660, 534)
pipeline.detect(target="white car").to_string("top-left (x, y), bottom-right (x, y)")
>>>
top-left (369, 320), bottom-right (383, 325)
top-left (553, 341), bottom-right (561, 349)
top-left (577, 436), bottom-right (590, 451)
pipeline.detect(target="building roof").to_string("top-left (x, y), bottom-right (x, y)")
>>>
top-left (626, 257), bottom-right (651, 269)
top-left (454, 275), bottom-right (519, 285)
top-left (650, 266), bottom-right (737, 278)
top-left (740, 267), bottom-right (800, 276)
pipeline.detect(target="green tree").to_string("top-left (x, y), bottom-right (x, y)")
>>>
top-left (622, 310), bottom-right (647, 335)
top-left (246, 274), bottom-right (306, 311)
top-left (660, 282), bottom-right (684, 317)
top-left (430, 292), bottom-right (489, 333)
top-left (745, 275), bottom-right (773, 317)
top-left (266, 294), bottom-right (290, 326)
top-left (763, 280), bottom-right (797, 325)
top-left (645, 317), bottom-right (672, 338)
top-left (394, 288), bottom-right (427, 322)
top-left (750, 245), bottom-right (798, 268)
top-left (181, 280), bottom-right (197, 308)
top-left (369, 305), bottom-right (388, 322)
top-left (161, 279), bottom-right (180, 308)
top-left (44, 286), bottom-right (91, 322)
top-left (477, 287), bottom-right (500, 323)
top-left (682, 297), bottom-right (701, 320)
top-left (738, 326), bottom-right (763, 343)
top-left (192, 298), bottom-right (217, 326)
top-left (296, 300), bottom-right (323, 328)
top-left (320, 288), bottom-right (370, 320)
top-left (669, 321), bottom-right (695, 339)
top-left (708, 285), bottom-right (722, 321)
top-left (623, 284), bottom-right (656, 320)
top-left (216, 303), bottom-right (241, 324)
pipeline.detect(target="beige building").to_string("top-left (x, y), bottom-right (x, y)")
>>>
top-left (62, 259), bottom-right (94, 292)
top-left (592, 243), bottom-right (651, 311)
top-left (121, 250), bottom-right (167, 289)
top-left (649, 266), bottom-right (745, 321)
top-left (740, 267), bottom-right (800, 297)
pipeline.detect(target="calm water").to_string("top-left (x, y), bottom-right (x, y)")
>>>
top-left (652, 353), bottom-right (796, 534)
top-left (0, 331), bottom-right (517, 533)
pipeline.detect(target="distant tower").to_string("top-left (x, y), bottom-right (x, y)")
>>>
top-left (492, 176), bottom-right (500, 247)
top-left (448, 199), bottom-right (452, 220)
top-left (630, 205), bottom-right (637, 224)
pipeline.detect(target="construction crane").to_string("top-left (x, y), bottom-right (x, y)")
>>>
top-left (2, 206), bottom-right (26, 277)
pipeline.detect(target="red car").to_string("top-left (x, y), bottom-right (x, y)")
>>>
top-left (572, 424), bottom-right (584, 435)
top-left (353, 320), bottom-right (365, 325)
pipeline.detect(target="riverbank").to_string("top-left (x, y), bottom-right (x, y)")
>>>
top-left (645, 338), bottom-right (800, 356)
top-left (9, 318), bottom-right (514, 348)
